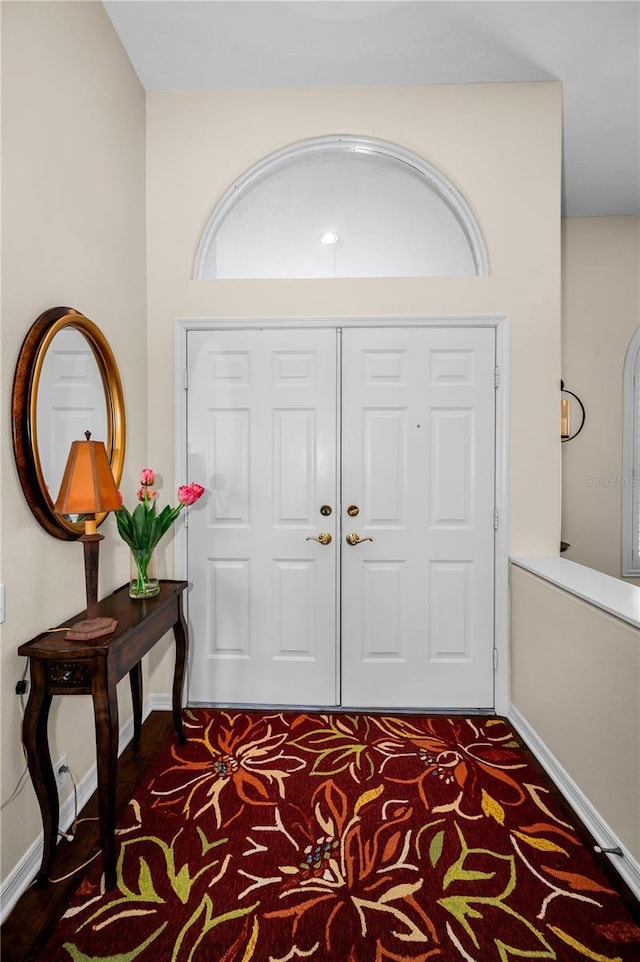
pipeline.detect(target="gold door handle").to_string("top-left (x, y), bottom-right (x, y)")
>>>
top-left (346, 532), bottom-right (374, 545)
top-left (306, 532), bottom-right (332, 545)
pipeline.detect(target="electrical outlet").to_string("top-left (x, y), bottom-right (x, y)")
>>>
top-left (55, 755), bottom-right (68, 792)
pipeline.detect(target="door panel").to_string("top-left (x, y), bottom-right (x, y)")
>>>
top-left (187, 325), bottom-right (495, 709)
top-left (187, 329), bottom-right (338, 705)
top-left (340, 327), bottom-right (495, 708)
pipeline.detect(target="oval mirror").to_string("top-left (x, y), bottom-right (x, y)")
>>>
top-left (12, 306), bottom-right (126, 540)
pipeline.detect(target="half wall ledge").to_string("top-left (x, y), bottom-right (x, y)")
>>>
top-left (510, 556), bottom-right (640, 630)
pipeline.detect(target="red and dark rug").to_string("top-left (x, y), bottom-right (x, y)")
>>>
top-left (37, 710), bottom-right (640, 961)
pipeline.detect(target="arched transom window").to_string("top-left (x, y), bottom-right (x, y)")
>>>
top-left (194, 136), bottom-right (487, 280)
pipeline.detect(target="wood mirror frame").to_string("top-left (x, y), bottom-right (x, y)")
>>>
top-left (12, 306), bottom-right (126, 540)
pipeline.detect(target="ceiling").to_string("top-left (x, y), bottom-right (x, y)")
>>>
top-left (102, 1), bottom-right (640, 217)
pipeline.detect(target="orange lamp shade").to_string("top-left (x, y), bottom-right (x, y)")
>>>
top-left (54, 433), bottom-right (120, 518)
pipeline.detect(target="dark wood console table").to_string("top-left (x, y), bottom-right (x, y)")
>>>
top-left (18, 580), bottom-right (189, 889)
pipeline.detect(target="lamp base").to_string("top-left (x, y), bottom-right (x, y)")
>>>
top-left (65, 617), bottom-right (118, 642)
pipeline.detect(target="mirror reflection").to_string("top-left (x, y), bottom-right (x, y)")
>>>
top-left (12, 306), bottom-right (126, 540)
top-left (36, 328), bottom-right (109, 511)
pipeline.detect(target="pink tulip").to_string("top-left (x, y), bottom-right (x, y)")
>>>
top-left (177, 483), bottom-right (205, 506)
top-left (117, 490), bottom-right (124, 504)
top-left (140, 468), bottom-right (154, 486)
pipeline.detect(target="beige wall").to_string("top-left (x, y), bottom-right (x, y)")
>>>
top-left (561, 216), bottom-right (640, 579)
top-left (0, 1), bottom-right (146, 882)
top-left (144, 82), bottom-right (563, 688)
top-left (510, 563), bottom-right (640, 858)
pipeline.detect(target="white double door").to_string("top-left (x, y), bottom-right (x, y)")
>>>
top-left (186, 325), bottom-right (496, 709)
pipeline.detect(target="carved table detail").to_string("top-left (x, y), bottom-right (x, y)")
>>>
top-left (47, 661), bottom-right (92, 688)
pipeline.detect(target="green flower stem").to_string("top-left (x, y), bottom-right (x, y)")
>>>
top-left (131, 549), bottom-right (150, 595)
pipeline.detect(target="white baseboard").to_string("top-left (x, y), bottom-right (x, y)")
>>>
top-left (0, 705), bottom-right (145, 924)
top-left (145, 693), bottom-right (172, 711)
top-left (508, 704), bottom-right (640, 901)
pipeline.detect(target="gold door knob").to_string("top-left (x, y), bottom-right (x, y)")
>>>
top-left (306, 532), bottom-right (332, 545)
top-left (346, 532), bottom-right (374, 545)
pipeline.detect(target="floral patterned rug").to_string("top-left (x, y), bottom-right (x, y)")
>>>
top-left (38, 709), bottom-right (640, 961)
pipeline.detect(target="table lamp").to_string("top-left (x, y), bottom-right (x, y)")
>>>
top-left (54, 431), bottom-right (121, 641)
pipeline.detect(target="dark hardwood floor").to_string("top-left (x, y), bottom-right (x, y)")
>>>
top-left (1, 711), bottom-right (175, 962)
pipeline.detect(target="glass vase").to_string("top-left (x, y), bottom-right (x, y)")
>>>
top-left (129, 548), bottom-right (160, 599)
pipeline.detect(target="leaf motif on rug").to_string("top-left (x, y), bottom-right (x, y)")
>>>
top-left (37, 711), bottom-right (640, 962)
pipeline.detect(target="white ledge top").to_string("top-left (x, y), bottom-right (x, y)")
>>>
top-left (510, 556), bottom-right (640, 631)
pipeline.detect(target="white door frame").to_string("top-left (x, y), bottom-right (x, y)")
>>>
top-left (174, 315), bottom-right (510, 715)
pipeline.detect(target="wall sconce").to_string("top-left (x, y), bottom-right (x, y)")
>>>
top-left (560, 380), bottom-right (586, 442)
top-left (54, 431), bottom-right (121, 640)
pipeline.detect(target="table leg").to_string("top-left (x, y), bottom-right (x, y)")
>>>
top-left (172, 598), bottom-right (188, 745)
top-left (92, 665), bottom-right (119, 889)
top-left (21, 661), bottom-right (57, 884)
top-left (129, 661), bottom-right (143, 748)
